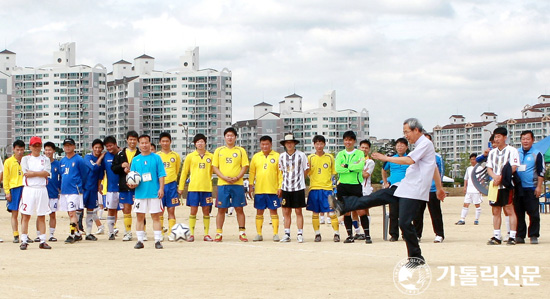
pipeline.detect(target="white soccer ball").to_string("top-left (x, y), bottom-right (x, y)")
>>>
top-left (126, 171), bottom-right (142, 185)
top-left (170, 223), bottom-right (191, 242)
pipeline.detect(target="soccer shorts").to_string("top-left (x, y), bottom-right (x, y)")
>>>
top-left (105, 192), bottom-right (120, 210)
top-left (83, 189), bottom-right (99, 210)
top-left (186, 192), bottom-right (213, 207)
top-left (217, 185), bottom-right (247, 208)
top-left (6, 186), bottom-right (23, 212)
top-left (306, 189), bottom-right (333, 213)
top-left (49, 197), bottom-right (58, 212)
top-left (254, 194), bottom-right (280, 210)
top-left (59, 194), bottom-right (84, 212)
top-left (20, 186), bottom-right (51, 216)
top-left (162, 182), bottom-right (180, 208)
top-left (281, 189), bottom-right (306, 208)
top-left (464, 193), bottom-right (483, 205)
top-left (119, 190), bottom-right (135, 205)
top-left (133, 198), bottom-right (164, 214)
top-left (489, 189), bottom-right (513, 207)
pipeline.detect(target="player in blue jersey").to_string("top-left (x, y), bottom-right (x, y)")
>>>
top-left (44, 142), bottom-right (61, 242)
top-left (103, 136), bottom-right (123, 240)
top-left (59, 138), bottom-right (89, 244)
top-left (129, 134), bottom-right (166, 249)
top-left (82, 139), bottom-right (106, 241)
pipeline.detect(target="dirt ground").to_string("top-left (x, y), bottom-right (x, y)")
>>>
top-left (0, 195), bottom-right (548, 298)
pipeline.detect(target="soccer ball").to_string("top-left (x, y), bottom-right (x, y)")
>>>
top-left (170, 223), bottom-right (191, 242)
top-left (126, 171), bottom-right (142, 185)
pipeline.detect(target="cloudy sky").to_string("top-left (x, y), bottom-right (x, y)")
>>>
top-left (2, 0), bottom-right (550, 139)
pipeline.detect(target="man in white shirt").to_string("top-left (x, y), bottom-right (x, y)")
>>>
top-left (456, 153), bottom-right (483, 225)
top-left (329, 118), bottom-right (445, 266)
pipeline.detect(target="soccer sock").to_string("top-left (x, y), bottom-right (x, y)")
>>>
top-left (98, 208), bottom-right (104, 219)
top-left (77, 210), bottom-right (83, 231)
top-left (344, 215), bottom-right (353, 236)
top-left (49, 227), bottom-right (55, 237)
top-left (160, 215), bottom-right (164, 231)
top-left (107, 216), bottom-right (116, 234)
top-left (13, 231), bottom-right (19, 237)
top-left (239, 227), bottom-right (246, 235)
top-left (320, 215), bottom-right (325, 223)
top-left (39, 234), bottom-right (46, 243)
top-left (70, 223), bottom-right (77, 236)
top-left (86, 212), bottom-right (93, 234)
top-left (153, 230), bottom-right (162, 242)
top-left (256, 215), bottom-right (264, 236)
top-left (284, 228), bottom-right (291, 236)
top-left (297, 229), bottom-right (303, 235)
top-left (360, 215), bottom-right (370, 236)
top-left (312, 214), bottom-right (320, 233)
top-left (168, 218), bottom-right (176, 234)
top-left (461, 207), bottom-right (469, 220)
top-left (123, 214), bottom-right (132, 233)
top-left (189, 215), bottom-right (197, 235)
top-left (352, 219), bottom-right (359, 229)
top-left (330, 213), bottom-right (339, 233)
top-left (37, 230), bottom-right (41, 237)
top-left (203, 216), bottom-right (211, 235)
top-left (510, 231), bottom-right (516, 239)
top-left (21, 234), bottom-right (28, 243)
top-left (137, 230), bottom-right (145, 242)
top-left (475, 208), bottom-right (482, 220)
top-left (92, 209), bottom-right (99, 222)
top-left (494, 229), bottom-right (501, 240)
top-left (271, 215), bottom-right (279, 235)
top-left (216, 228), bottom-right (223, 235)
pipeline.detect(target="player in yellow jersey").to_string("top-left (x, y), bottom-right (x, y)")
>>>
top-left (3, 140), bottom-right (26, 243)
top-left (212, 127), bottom-right (250, 242)
top-left (157, 132), bottom-right (182, 241)
top-left (249, 136), bottom-right (282, 242)
top-left (178, 134), bottom-right (214, 242)
top-left (307, 135), bottom-right (340, 242)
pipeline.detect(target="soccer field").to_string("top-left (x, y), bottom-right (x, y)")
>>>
top-left (0, 196), bottom-right (548, 298)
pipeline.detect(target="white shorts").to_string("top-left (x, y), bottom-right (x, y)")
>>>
top-left (133, 198), bottom-right (164, 214)
top-left (19, 186), bottom-right (51, 216)
top-left (105, 192), bottom-right (120, 210)
top-left (464, 193), bottom-right (483, 205)
top-left (59, 194), bottom-right (84, 212)
top-left (49, 198), bottom-right (59, 212)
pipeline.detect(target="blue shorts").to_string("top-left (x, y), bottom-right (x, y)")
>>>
top-left (306, 189), bottom-right (333, 213)
top-left (217, 185), bottom-right (246, 208)
top-left (119, 191), bottom-right (134, 205)
top-left (162, 182), bottom-right (180, 208)
top-left (6, 186), bottom-right (23, 212)
top-left (186, 192), bottom-right (214, 207)
top-left (254, 194), bottom-right (280, 210)
top-left (83, 189), bottom-right (99, 209)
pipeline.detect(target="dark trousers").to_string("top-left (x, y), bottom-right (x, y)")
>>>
top-left (384, 187), bottom-right (399, 239)
top-left (342, 189), bottom-right (423, 259)
top-left (414, 192), bottom-right (444, 239)
top-left (515, 189), bottom-right (540, 238)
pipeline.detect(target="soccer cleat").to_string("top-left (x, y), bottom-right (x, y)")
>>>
top-left (487, 237), bottom-right (502, 245)
top-left (13, 236), bottom-right (20, 243)
top-left (214, 234), bottom-right (223, 242)
top-left (455, 220), bottom-right (465, 225)
top-left (74, 235), bottom-right (82, 242)
top-left (114, 228), bottom-right (119, 236)
top-left (108, 234), bottom-right (115, 240)
top-left (253, 235), bottom-right (263, 242)
top-left (27, 238), bottom-right (34, 244)
top-left (65, 236), bottom-right (76, 244)
top-left (389, 236), bottom-right (398, 242)
top-left (365, 236), bottom-right (373, 244)
top-left (474, 220), bottom-right (479, 225)
top-left (297, 234), bottom-right (304, 243)
top-left (344, 236), bottom-right (354, 243)
top-left (20, 242), bottom-right (28, 250)
top-left (239, 233), bottom-right (249, 242)
top-left (319, 218), bottom-right (325, 225)
top-left (48, 236), bottom-right (57, 242)
top-left (134, 241), bottom-right (144, 249)
top-left (168, 234), bottom-right (176, 242)
top-left (314, 234), bottom-right (322, 242)
top-left (405, 257), bottom-right (426, 269)
top-left (39, 242), bottom-right (52, 249)
top-left (354, 234), bottom-right (366, 240)
top-left (187, 235), bottom-right (195, 242)
top-left (515, 237), bottom-right (525, 244)
top-left (85, 234), bottom-right (98, 241)
top-left (143, 232), bottom-right (148, 241)
top-left (96, 226), bottom-right (105, 235)
top-left (434, 235), bottom-right (443, 243)
top-left (273, 234), bottom-right (280, 242)
top-left (34, 237), bottom-right (40, 243)
top-left (0, 238), bottom-right (3, 243)
top-left (327, 195), bottom-right (344, 216)
top-left (506, 238), bottom-right (516, 245)
top-left (333, 234), bottom-right (340, 242)
top-left (203, 235), bottom-right (213, 242)
top-left (122, 232), bottom-right (133, 241)
top-left (155, 241), bottom-right (163, 249)
top-left (279, 235), bottom-right (291, 243)
top-left (530, 237), bottom-right (539, 244)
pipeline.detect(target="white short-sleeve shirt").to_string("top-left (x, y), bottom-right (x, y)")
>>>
top-left (394, 135), bottom-right (435, 201)
top-left (21, 154), bottom-right (51, 187)
top-left (464, 166), bottom-right (481, 194)
top-left (279, 150), bottom-right (309, 192)
top-left (362, 158), bottom-right (375, 196)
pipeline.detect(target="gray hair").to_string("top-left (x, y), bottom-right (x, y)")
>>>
top-left (403, 118), bottom-right (423, 131)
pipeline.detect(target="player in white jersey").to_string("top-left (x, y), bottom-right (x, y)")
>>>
top-left (456, 153), bottom-right (483, 225)
top-left (19, 137), bottom-right (52, 250)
